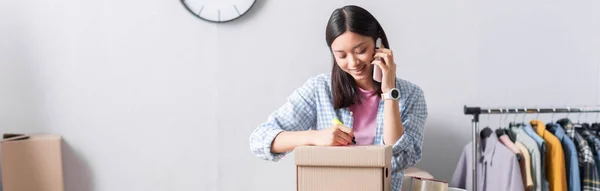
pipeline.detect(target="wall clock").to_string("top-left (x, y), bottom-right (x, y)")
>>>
top-left (181, 0), bottom-right (256, 23)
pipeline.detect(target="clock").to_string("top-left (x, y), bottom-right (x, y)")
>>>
top-left (181, 0), bottom-right (256, 23)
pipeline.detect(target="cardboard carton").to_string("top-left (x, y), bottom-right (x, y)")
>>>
top-left (294, 145), bottom-right (392, 191)
top-left (1, 134), bottom-right (64, 191)
top-left (402, 176), bottom-right (448, 191)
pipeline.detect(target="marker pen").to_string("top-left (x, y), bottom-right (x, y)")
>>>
top-left (332, 118), bottom-right (356, 144)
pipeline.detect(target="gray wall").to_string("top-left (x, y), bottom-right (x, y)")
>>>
top-left (1, 0), bottom-right (599, 190)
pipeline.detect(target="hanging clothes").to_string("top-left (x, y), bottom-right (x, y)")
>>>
top-left (558, 118), bottom-right (600, 190)
top-left (499, 128), bottom-right (531, 189)
top-left (547, 123), bottom-right (580, 191)
top-left (516, 141), bottom-right (535, 190)
top-left (531, 120), bottom-right (567, 191)
top-left (591, 123), bottom-right (600, 137)
top-left (574, 132), bottom-right (600, 190)
top-left (450, 131), bottom-right (524, 191)
top-left (511, 124), bottom-right (543, 191)
top-left (498, 134), bottom-right (522, 155)
top-left (522, 123), bottom-right (551, 191)
top-left (580, 128), bottom-right (600, 180)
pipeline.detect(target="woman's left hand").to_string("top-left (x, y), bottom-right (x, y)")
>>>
top-left (372, 47), bottom-right (397, 93)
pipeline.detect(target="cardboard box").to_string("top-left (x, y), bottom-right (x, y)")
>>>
top-left (402, 176), bottom-right (448, 191)
top-left (1, 134), bottom-right (64, 191)
top-left (295, 145), bottom-right (392, 191)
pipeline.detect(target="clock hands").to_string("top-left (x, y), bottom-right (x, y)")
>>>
top-left (197, 5), bottom-right (204, 16)
top-left (234, 5), bottom-right (241, 16)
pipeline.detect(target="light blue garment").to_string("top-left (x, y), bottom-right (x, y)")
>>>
top-left (523, 123), bottom-right (546, 152)
top-left (522, 123), bottom-right (550, 191)
top-left (510, 125), bottom-right (542, 191)
top-left (548, 123), bottom-right (580, 191)
top-left (249, 73), bottom-right (428, 191)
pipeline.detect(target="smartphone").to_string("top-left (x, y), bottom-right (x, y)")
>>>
top-left (373, 38), bottom-right (383, 82)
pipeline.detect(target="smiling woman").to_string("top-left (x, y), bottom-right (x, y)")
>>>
top-left (249, 5), bottom-right (428, 191)
top-left (180, 0), bottom-right (256, 23)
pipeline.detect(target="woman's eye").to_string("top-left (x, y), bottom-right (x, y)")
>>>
top-left (338, 55), bottom-right (347, 59)
top-left (357, 49), bottom-right (367, 54)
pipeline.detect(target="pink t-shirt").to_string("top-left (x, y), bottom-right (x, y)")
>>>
top-left (349, 87), bottom-right (380, 145)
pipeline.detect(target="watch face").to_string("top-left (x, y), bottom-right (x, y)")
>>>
top-left (391, 89), bottom-right (399, 98)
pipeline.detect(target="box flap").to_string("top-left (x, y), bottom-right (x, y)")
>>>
top-left (295, 145), bottom-right (392, 167)
top-left (2, 134), bottom-right (30, 142)
top-left (2, 134), bottom-right (61, 143)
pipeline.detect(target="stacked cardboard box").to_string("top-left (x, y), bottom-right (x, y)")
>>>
top-left (1, 134), bottom-right (64, 191)
top-left (294, 145), bottom-right (392, 191)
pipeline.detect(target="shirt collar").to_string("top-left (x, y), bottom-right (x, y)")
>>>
top-left (530, 120), bottom-right (546, 136)
top-left (557, 118), bottom-right (572, 128)
top-left (479, 133), bottom-right (498, 165)
top-left (520, 123), bottom-right (536, 135)
top-left (551, 123), bottom-right (566, 140)
top-left (509, 126), bottom-right (525, 140)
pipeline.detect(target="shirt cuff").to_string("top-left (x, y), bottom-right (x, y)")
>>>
top-left (392, 133), bottom-right (411, 156)
top-left (263, 128), bottom-right (286, 161)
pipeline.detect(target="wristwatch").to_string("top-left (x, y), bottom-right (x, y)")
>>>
top-left (382, 88), bottom-right (401, 100)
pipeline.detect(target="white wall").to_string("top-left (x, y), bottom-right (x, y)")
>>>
top-left (1, 0), bottom-right (599, 190)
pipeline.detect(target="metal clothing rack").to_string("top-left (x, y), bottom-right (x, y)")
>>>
top-left (463, 105), bottom-right (600, 191)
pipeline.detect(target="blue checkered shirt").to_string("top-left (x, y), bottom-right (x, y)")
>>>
top-left (249, 73), bottom-right (428, 191)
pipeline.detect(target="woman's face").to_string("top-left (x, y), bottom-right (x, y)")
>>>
top-left (330, 31), bottom-right (376, 81)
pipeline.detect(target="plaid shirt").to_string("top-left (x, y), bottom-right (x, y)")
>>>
top-left (574, 132), bottom-right (600, 191)
top-left (580, 129), bottom-right (600, 190)
top-left (249, 73), bottom-right (428, 191)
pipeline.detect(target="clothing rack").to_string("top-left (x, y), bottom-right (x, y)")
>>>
top-left (463, 105), bottom-right (600, 191)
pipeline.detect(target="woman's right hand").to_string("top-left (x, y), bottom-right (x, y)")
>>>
top-left (310, 125), bottom-right (354, 146)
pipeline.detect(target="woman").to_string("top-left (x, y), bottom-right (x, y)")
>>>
top-left (249, 5), bottom-right (428, 190)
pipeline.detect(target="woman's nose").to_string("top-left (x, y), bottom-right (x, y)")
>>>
top-left (348, 56), bottom-right (360, 67)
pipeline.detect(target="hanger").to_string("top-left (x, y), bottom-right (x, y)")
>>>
top-left (486, 109), bottom-right (491, 128)
top-left (592, 112), bottom-right (600, 131)
top-left (481, 109), bottom-right (500, 139)
top-left (481, 127), bottom-right (493, 139)
top-left (479, 109), bottom-right (494, 139)
top-left (505, 108), bottom-right (511, 127)
top-left (509, 109), bottom-right (519, 128)
top-left (573, 109), bottom-right (585, 130)
top-left (530, 108), bottom-right (542, 129)
top-left (496, 128), bottom-right (506, 137)
top-left (498, 108), bottom-right (504, 129)
top-left (496, 111), bottom-right (522, 161)
top-left (551, 107), bottom-right (556, 123)
top-left (510, 107), bottom-right (528, 128)
top-left (582, 108), bottom-right (591, 129)
top-left (504, 109), bottom-right (517, 142)
top-left (497, 108), bottom-right (504, 129)
top-left (521, 107), bottom-right (528, 126)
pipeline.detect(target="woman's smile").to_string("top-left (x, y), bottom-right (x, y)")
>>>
top-left (349, 64), bottom-right (367, 75)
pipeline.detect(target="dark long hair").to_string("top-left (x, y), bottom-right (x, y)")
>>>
top-left (326, 5), bottom-right (390, 109)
